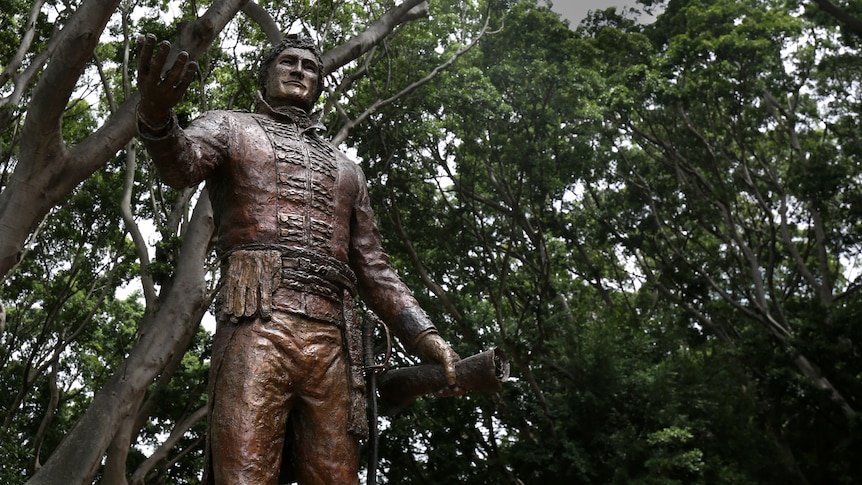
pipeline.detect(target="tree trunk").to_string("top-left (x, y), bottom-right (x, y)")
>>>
top-left (0, 0), bottom-right (121, 279)
top-left (24, 196), bottom-right (214, 485)
top-left (0, 0), bottom-right (249, 281)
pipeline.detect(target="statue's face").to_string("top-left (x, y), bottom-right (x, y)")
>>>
top-left (265, 47), bottom-right (320, 111)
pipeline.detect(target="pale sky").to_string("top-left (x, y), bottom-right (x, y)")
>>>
top-left (544, 0), bottom-right (655, 26)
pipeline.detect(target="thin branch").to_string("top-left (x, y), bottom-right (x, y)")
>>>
top-left (0, 0), bottom-right (47, 88)
top-left (129, 406), bottom-right (207, 485)
top-left (116, 4), bottom-right (156, 305)
top-left (120, 139), bottom-right (158, 306)
top-left (387, 194), bottom-right (478, 349)
top-left (93, 51), bottom-right (116, 113)
top-left (332, 18), bottom-right (491, 145)
top-left (29, 356), bottom-right (60, 474)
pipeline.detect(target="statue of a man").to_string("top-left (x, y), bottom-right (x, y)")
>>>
top-left (136, 33), bottom-right (460, 485)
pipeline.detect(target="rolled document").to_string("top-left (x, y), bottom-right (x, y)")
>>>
top-left (377, 348), bottom-right (509, 410)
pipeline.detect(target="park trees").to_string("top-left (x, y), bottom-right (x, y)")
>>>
top-left (3, 0), bottom-right (862, 483)
top-left (345, 0), bottom-right (862, 482)
top-left (572, 0), bottom-right (862, 481)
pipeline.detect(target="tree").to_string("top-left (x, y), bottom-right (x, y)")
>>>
top-left (344, 0), bottom-right (862, 482)
top-left (576, 0), bottom-right (862, 481)
top-left (0, 0), bottom-right (490, 483)
top-left (6, 0), bottom-right (862, 483)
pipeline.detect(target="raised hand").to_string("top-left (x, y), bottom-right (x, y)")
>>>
top-left (136, 34), bottom-right (198, 126)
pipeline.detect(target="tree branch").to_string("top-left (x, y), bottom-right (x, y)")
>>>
top-left (23, 0), bottom-right (122, 160)
top-left (29, 356), bottom-right (60, 474)
top-left (242, 1), bottom-right (280, 44)
top-left (322, 0), bottom-right (429, 74)
top-left (811, 0), bottom-right (862, 37)
top-left (332, 17), bottom-right (488, 145)
top-left (0, 0), bottom-right (46, 91)
top-left (129, 405), bottom-right (207, 485)
top-left (119, 141), bottom-right (158, 306)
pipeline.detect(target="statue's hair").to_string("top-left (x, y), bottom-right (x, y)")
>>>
top-left (258, 33), bottom-right (325, 102)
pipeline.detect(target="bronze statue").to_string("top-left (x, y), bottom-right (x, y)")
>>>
top-left (136, 33), bottom-right (461, 485)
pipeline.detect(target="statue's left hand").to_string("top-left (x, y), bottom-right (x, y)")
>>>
top-left (413, 333), bottom-right (461, 388)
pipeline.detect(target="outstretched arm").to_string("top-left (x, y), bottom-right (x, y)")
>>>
top-left (135, 35), bottom-right (227, 189)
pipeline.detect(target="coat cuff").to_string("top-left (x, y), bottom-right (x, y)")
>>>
top-left (393, 307), bottom-right (438, 352)
top-left (136, 105), bottom-right (176, 140)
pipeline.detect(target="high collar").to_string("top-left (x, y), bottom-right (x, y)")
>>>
top-left (254, 92), bottom-right (325, 132)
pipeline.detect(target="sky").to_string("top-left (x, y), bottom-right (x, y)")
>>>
top-left (543, 0), bottom-right (653, 26)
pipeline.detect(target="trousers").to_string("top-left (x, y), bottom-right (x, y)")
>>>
top-left (209, 310), bottom-right (360, 485)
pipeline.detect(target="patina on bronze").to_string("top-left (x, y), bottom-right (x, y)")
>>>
top-left (136, 33), bottom-right (461, 485)
top-left (377, 348), bottom-right (510, 411)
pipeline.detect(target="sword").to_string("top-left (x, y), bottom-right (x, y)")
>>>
top-left (362, 312), bottom-right (390, 485)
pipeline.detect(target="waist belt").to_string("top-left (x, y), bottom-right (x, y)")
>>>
top-left (225, 243), bottom-right (358, 300)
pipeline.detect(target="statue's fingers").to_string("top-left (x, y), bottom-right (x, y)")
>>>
top-left (163, 51), bottom-right (190, 88)
top-left (149, 40), bottom-right (173, 80)
top-left (440, 346), bottom-right (459, 386)
top-left (175, 60), bottom-right (198, 92)
top-left (225, 280), bottom-right (241, 318)
top-left (445, 368), bottom-right (456, 387)
top-left (137, 34), bottom-right (157, 80)
top-left (241, 286), bottom-right (251, 317)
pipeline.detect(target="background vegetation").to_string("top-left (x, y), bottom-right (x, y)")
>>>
top-left (2, 0), bottom-right (861, 483)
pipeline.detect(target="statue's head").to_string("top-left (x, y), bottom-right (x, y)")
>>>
top-left (258, 34), bottom-right (324, 111)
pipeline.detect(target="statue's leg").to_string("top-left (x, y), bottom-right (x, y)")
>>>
top-left (209, 315), bottom-right (296, 485)
top-left (287, 318), bottom-right (361, 485)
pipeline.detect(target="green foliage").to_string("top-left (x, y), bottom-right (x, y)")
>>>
top-left (5, 0), bottom-right (862, 483)
top-left (346, 0), bottom-right (862, 483)
top-left (0, 139), bottom-right (141, 480)
top-left (644, 426), bottom-right (704, 483)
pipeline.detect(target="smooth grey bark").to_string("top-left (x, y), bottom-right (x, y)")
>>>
top-left (25, 195), bottom-right (214, 485)
top-left (322, 0), bottom-right (429, 74)
top-left (0, 0), bottom-right (251, 281)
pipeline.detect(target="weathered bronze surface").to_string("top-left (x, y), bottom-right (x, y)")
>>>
top-left (136, 34), bottom-right (462, 485)
top-left (377, 348), bottom-right (510, 412)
